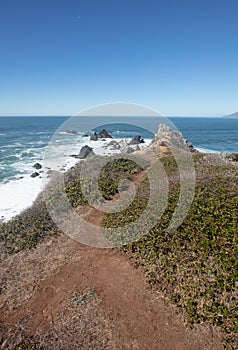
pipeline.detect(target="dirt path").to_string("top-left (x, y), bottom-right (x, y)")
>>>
top-left (0, 168), bottom-right (223, 349)
top-left (1, 240), bottom-right (223, 350)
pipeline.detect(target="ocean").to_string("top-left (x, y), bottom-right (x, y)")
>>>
top-left (0, 116), bottom-right (237, 221)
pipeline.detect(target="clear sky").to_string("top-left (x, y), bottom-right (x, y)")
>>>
top-left (0, 0), bottom-right (237, 116)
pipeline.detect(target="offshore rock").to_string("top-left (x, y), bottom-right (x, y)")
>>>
top-left (70, 145), bottom-right (95, 159)
top-left (66, 130), bottom-right (77, 135)
top-left (90, 132), bottom-right (98, 141)
top-left (31, 172), bottom-right (40, 178)
top-left (33, 162), bottom-right (42, 170)
top-left (98, 129), bottom-right (112, 138)
top-left (150, 124), bottom-right (195, 152)
top-left (78, 145), bottom-right (94, 159)
top-left (129, 135), bottom-right (145, 145)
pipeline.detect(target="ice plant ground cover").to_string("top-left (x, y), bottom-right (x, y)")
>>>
top-left (0, 153), bottom-right (237, 349)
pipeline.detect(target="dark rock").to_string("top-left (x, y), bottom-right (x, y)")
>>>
top-left (82, 133), bottom-right (89, 137)
top-left (90, 132), bottom-right (98, 141)
top-left (31, 172), bottom-right (40, 178)
top-left (186, 141), bottom-right (194, 149)
top-left (98, 129), bottom-right (112, 139)
top-left (129, 135), bottom-right (145, 145)
top-left (78, 145), bottom-right (94, 159)
top-left (33, 162), bottom-right (42, 170)
top-left (66, 130), bottom-right (77, 135)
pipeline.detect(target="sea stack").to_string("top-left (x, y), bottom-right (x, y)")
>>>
top-left (149, 124), bottom-right (195, 153)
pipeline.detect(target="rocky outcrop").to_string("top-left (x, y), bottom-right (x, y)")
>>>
top-left (102, 140), bottom-right (121, 150)
top-left (78, 145), bottom-right (94, 159)
top-left (66, 130), bottom-right (77, 135)
top-left (98, 129), bottom-right (112, 138)
top-left (129, 135), bottom-right (145, 145)
top-left (122, 146), bottom-right (139, 154)
top-left (33, 163), bottom-right (42, 170)
top-left (90, 129), bottom-right (112, 141)
top-left (90, 132), bottom-right (98, 141)
top-left (149, 124), bottom-right (195, 152)
top-left (31, 172), bottom-right (40, 178)
top-left (101, 139), bottom-right (141, 155)
top-left (70, 145), bottom-right (95, 159)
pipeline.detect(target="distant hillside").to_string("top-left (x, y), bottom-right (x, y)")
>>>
top-left (224, 111), bottom-right (238, 118)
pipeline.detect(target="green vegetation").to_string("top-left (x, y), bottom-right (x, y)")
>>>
top-left (64, 156), bottom-right (144, 206)
top-left (103, 154), bottom-right (238, 349)
top-left (0, 157), bottom-right (142, 254)
top-left (0, 201), bottom-right (58, 254)
top-left (0, 154), bottom-right (237, 349)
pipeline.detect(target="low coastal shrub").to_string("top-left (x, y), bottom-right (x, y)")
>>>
top-left (1, 153), bottom-right (237, 348)
top-left (64, 156), bottom-right (144, 205)
top-left (0, 200), bottom-right (58, 254)
top-left (0, 157), bottom-right (143, 255)
top-left (103, 154), bottom-right (238, 349)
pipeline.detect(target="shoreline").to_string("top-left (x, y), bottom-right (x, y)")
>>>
top-left (0, 146), bottom-right (236, 223)
top-left (0, 136), bottom-right (151, 222)
top-left (0, 126), bottom-right (237, 223)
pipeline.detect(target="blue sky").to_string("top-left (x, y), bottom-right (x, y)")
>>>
top-left (0, 0), bottom-right (237, 116)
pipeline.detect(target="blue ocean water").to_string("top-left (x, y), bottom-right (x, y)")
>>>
top-left (0, 117), bottom-right (67, 184)
top-left (0, 116), bottom-right (237, 186)
top-left (171, 117), bottom-right (238, 154)
top-left (0, 115), bottom-right (237, 221)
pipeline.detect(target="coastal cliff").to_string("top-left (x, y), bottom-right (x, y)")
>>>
top-left (0, 133), bottom-right (237, 350)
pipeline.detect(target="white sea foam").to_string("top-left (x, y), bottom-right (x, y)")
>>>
top-left (0, 176), bottom-right (44, 221)
top-left (0, 137), bottom-right (151, 222)
top-left (26, 141), bottom-right (46, 146)
top-left (195, 147), bottom-right (221, 154)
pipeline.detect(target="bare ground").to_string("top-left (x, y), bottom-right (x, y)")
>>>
top-left (0, 233), bottom-right (223, 350)
top-left (0, 166), bottom-right (224, 349)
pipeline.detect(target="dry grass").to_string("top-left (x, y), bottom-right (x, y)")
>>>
top-left (37, 290), bottom-right (117, 350)
top-left (0, 235), bottom-right (81, 312)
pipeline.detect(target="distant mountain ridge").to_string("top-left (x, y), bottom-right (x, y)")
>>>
top-left (224, 111), bottom-right (238, 118)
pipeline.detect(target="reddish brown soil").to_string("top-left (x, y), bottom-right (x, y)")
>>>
top-left (2, 244), bottom-right (223, 350)
top-left (0, 168), bottom-right (223, 349)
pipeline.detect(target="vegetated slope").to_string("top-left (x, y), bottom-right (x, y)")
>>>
top-left (0, 154), bottom-right (237, 349)
top-left (103, 154), bottom-right (238, 349)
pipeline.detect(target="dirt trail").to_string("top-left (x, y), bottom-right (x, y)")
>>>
top-left (1, 242), bottom-right (223, 350)
top-left (1, 168), bottom-right (223, 349)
